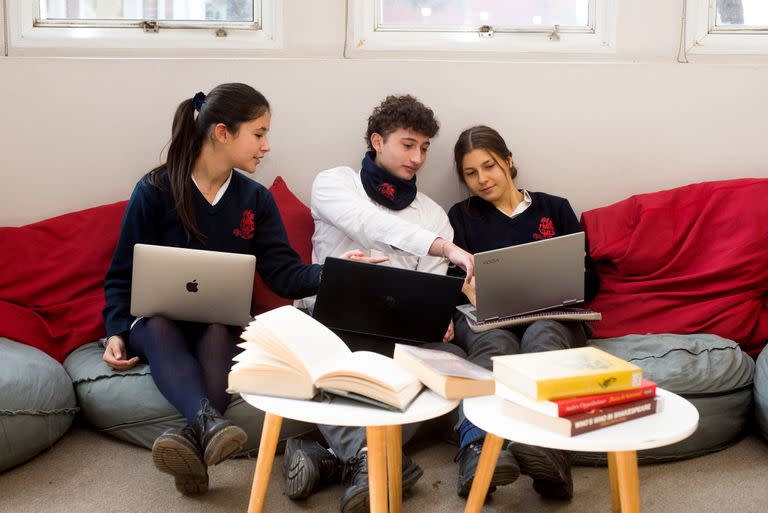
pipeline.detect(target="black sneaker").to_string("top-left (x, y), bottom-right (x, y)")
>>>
top-left (193, 399), bottom-right (248, 466)
top-left (455, 439), bottom-right (520, 498)
top-left (339, 449), bottom-right (423, 513)
top-left (152, 426), bottom-right (209, 496)
top-left (507, 443), bottom-right (573, 500)
top-left (282, 438), bottom-right (342, 499)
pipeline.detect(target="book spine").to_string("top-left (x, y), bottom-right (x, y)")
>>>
top-left (555, 381), bottom-right (657, 416)
top-left (535, 370), bottom-right (643, 401)
top-left (568, 397), bottom-right (658, 436)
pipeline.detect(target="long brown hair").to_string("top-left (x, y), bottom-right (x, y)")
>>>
top-left (144, 83), bottom-right (270, 242)
top-left (453, 125), bottom-right (519, 216)
top-left (453, 125), bottom-right (518, 183)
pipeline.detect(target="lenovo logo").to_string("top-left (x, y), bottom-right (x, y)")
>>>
top-left (481, 258), bottom-right (500, 265)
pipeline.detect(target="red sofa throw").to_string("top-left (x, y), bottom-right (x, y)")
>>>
top-left (0, 176), bottom-right (314, 362)
top-left (582, 178), bottom-right (768, 356)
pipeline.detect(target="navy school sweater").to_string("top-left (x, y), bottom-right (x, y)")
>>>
top-left (447, 191), bottom-right (600, 300)
top-left (103, 170), bottom-right (321, 339)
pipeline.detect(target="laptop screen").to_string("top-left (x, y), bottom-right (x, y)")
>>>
top-left (312, 257), bottom-right (463, 344)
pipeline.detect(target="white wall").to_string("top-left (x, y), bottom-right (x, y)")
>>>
top-left (1, 0), bottom-right (767, 227)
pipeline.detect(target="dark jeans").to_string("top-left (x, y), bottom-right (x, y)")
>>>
top-left (452, 314), bottom-right (591, 426)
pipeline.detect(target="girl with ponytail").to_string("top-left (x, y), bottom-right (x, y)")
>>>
top-left (101, 83), bottom-right (382, 496)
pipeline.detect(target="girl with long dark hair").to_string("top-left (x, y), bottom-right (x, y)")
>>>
top-left (101, 83), bottom-right (378, 495)
top-left (448, 125), bottom-right (600, 501)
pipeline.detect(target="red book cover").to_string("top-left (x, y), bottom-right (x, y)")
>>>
top-left (496, 379), bottom-right (657, 418)
top-left (501, 396), bottom-right (662, 437)
top-left (555, 379), bottom-right (657, 417)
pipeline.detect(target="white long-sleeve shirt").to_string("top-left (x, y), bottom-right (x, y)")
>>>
top-left (300, 166), bottom-right (452, 312)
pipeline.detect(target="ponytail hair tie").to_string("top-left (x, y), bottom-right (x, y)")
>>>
top-left (192, 91), bottom-right (206, 112)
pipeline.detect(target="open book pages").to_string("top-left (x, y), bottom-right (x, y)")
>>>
top-left (316, 351), bottom-right (423, 411)
top-left (239, 305), bottom-right (351, 382)
top-left (228, 306), bottom-right (423, 410)
top-left (393, 344), bottom-right (494, 400)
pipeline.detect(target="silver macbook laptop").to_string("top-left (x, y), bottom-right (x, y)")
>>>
top-left (458, 232), bottom-right (586, 323)
top-left (130, 244), bottom-right (256, 327)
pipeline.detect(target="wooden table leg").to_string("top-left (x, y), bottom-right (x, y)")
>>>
top-left (463, 433), bottom-right (505, 513)
top-left (609, 450), bottom-right (640, 513)
top-left (386, 425), bottom-right (403, 513)
top-left (366, 426), bottom-right (389, 513)
top-left (608, 452), bottom-right (622, 513)
top-left (246, 413), bottom-right (283, 513)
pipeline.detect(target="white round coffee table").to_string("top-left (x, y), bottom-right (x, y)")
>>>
top-left (462, 388), bottom-right (699, 513)
top-left (241, 390), bottom-right (459, 513)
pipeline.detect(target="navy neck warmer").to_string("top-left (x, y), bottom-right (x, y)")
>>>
top-left (360, 151), bottom-right (417, 211)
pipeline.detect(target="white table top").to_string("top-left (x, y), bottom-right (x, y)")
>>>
top-left (463, 388), bottom-right (699, 452)
top-left (241, 389), bottom-right (459, 427)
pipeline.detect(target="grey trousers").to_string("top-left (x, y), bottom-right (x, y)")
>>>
top-left (318, 332), bottom-right (466, 463)
top-left (451, 314), bottom-right (591, 426)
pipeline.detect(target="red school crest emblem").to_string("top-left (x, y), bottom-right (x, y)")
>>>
top-left (234, 209), bottom-right (255, 240)
top-left (532, 217), bottom-right (556, 240)
top-left (377, 182), bottom-right (396, 201)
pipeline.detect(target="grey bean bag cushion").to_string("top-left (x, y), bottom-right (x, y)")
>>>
top-left (575, 334), bottom-right (755, 464)
top-left (63, 341), bottom-right (316, 453)
top-left (755, 345), bottom-right (768, 440)
top-left (0, 338), bottom-right (78, 472)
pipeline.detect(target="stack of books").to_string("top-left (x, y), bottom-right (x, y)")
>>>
top-left (492, 347), bottom-right (661, 436)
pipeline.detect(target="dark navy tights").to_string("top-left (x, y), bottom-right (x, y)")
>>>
top-left (128, 316), bottom-right (240, 425)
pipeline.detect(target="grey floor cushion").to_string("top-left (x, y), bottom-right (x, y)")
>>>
top-left (755, 345), bottom-right (768, 440)
top-left (0, 338), bottom-right (78, 472)
top-left (574, 334), bottom-right (755, 464)
top-left (63, 341), bottom-right (317, 453)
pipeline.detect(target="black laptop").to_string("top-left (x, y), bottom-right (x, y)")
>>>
top-left (312, 257), bottom-right (464, 345)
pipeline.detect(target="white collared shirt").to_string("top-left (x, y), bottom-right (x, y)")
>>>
top-left (299, 166), bottom-right (452, 312)
top-left (191, 171), bottom-right (233, 206)
top-left (497, 189), bottom-right (533, 218)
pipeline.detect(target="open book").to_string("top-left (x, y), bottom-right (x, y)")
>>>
top-left (227, 305), bottom-right (423, 411)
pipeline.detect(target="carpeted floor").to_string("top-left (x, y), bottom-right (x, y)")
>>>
top-left (2, 424), bottom-right (768, 513)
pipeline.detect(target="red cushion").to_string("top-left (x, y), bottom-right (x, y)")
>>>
top-left (582, 178), bottom-right (768, 356)
top-left (0, 201), bottom-right (128, 362)
top-left (0, 176), bottom-right (314, 361)
top-left (251, 176), bottom-right (315, 314)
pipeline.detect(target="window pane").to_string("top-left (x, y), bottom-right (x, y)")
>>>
top-left (43, 0), bottom-right (255, 22)
top-left (380, 0), bottom-right (590, 29)
top-left (715, 0), bottom-right (768, 26)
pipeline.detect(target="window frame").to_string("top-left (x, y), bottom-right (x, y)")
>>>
top-left (346, 0), bottom-right (617, 57)
top-left (686, 0), bottom-right (768, 55)
top-left (1, 1), bottom-right (7, 57)
top-left (6, 0), bottom-right (283, 56)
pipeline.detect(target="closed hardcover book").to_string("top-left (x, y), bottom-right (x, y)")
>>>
top-left (500, 396), bottom-right (663, 437)
top-left (495, 379), bottom-right (657, 417)
top-left (492, 346), bottom-right (643, 401)
top-left (393, 344), bottom-right (494, 400)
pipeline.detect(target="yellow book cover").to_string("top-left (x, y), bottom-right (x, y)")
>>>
top-left (491, 347), bottom-right (642, 400)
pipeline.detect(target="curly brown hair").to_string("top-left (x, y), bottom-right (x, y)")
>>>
top-left (366, 95), bottom-right (440, 153)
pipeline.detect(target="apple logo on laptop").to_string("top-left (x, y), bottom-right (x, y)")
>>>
top-left (186, 280), bottom-right (199, 293)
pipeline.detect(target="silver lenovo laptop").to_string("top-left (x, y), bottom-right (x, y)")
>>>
top-left (458, 232), bottom-right (586, 323)
top-left (130, 244), bottom-right (256, 327)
